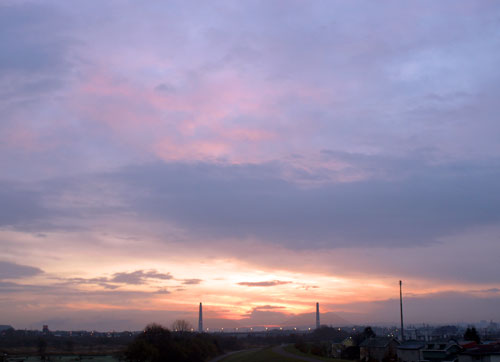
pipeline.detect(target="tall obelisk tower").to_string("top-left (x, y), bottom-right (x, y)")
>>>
top-left (198, 302), bottom-right (203, 333)
top-left (316, 302), bottom-right (320, 329)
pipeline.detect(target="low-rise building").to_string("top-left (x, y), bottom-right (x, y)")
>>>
top-left (397, 341), bottom-right (425, 362)
top-left (421, 339), bottom-right (462, 362)
top-left (360, 337), bottom-right (400, 362)
top-left (459, 343), bottom-right (500, 362)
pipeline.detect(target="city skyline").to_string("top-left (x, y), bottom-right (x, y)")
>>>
top-left (1, 0), bottom-right (500, 331)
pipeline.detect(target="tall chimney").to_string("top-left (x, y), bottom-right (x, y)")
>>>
top-left (198, 302), bottom-right (203, 333)
top-left (400, 281), bottom-right (404, 341)
top-left (316, 302), bottom-right (320, 329)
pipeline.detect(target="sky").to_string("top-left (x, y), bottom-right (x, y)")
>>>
top-left (1, 0), bottom-right (500, 331)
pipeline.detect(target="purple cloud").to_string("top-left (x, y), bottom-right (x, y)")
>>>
top-left (0, 261), bottom-right (42, 279)
top-left (111, 270), bottom-right (173, 285)
top-left (238, 280), bottom-right (291, 287)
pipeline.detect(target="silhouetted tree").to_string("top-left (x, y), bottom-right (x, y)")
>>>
top-left (37, 337), bottom-right (47, 360)
top-left (363, 327), bottom-right (376, 339)
top-left (172, 320), bottom-right (193, 333)
top-left (351, 326), bottom-right (377, 345)
top-left (464, 327), bottom-right (480, 344)
top-left (311, 326), bottom-right (348, 342)
top-left (125, 324), bottom-right (220, 362)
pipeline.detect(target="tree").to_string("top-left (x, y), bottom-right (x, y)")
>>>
top-left (37, 337), bottom-right (47, 361)
top-left (125, 324), bottom-right (220, 362)
top-left (171, 320), bottom-right (193, 333)
top-left (464, 327), bottom-right (480, 344)
top-left (363, 327), bottom-right (376, 339)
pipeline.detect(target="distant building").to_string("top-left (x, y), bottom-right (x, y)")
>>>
top-left (42, 325), bottom-right (49, 334)
top-left (360, 337), bottom-right (400, 362)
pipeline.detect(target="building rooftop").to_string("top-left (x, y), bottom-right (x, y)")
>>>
top-left (360, 337), bottom-right (399, 348)
top-left (398, 341), bottom-right (426, 350)
top-left (462, 343), bottom-right (500, 356)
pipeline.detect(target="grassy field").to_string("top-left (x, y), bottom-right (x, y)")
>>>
top-left (220, 347), bottom-right (303, 362)
top-left (4, 356), bottom-right (119, 362)
top-left (283, 345), bottom-right (352, 362)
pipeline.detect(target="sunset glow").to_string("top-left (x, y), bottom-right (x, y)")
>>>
top-left (1, 0), bottom-right (500, 331)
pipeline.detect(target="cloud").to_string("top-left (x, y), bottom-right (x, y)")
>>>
top-left (109, 160), bottom-right (500, 249)
top-left (0, 3), bottom-right (71, 75)
top-left (0, 2), bottom-right (76, 130)
top-left (480, 288), bottom-right (500, 293)
top-left (63, 277), bottom-right (119, 290)
top-left (1, 0), bottom-right (500, 330)
top-left (0, 182), bottom-right (46, 227)
top-left (237, 280), bottom-right (291, 287)
top-left (5, 157), bottom-right (500, 251)
top-left (330, 290), bottom-right (500, 325)
top-left (156, 288), bottom-right (171, 294)
top-left (253, 305), bottom-right (286, 311)
top-left (238, 306), bottom-right (349, 327)
top-left (182, 279), bottom-right (202, 285)
top-left (0, 260), bottom-right (42, 279)
top-left (57, 270), bottom-right (174, 289)
top-left (111, 270), bottom-right (173, 285)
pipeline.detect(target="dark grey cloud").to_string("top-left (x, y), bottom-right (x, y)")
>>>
top-left (0, 2), bottom-right (75, 110)
top-left (0, 3), bottom-right (69, 74)
top-left (111, 270), bottom-right (173, 285)
top-left (182, 279), bottom-right (202, 285)
top-left (54, 270), bottom-right (174, 290)
top-left (0, 280), bottom-right (174, 305)
top-left (238, 280), bottom-right (291, 287)
top-left (4, 156), bottom-right (500, 252)
top-left (481, 288), bottom-right (500, 293)
top-left (0, 260), bottom-right (42, 280)
top-left (239, 307), bottom-right (348, 327)
top-left (253, 305), bottom-right (285, 311)
top-left (63, 277), bottom-right (119, 290)
top-left (331, 290), bottom-right (500, 325)
top-left (0, 181), bottom-right (46, 227)
top-left (109, 159), bottom-right (500, 248)
top-left (156, 288), bottom-right (171, 294)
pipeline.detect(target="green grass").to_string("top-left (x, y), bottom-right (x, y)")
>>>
top-left (5, 356), bottom-right (119, 362)
top-left (220, 347), bottom-right (302, 362)
top-left (283, 345), bottom-right (351, 362)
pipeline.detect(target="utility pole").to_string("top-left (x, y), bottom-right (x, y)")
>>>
top-left (400, 280), bottom-right (404, 341)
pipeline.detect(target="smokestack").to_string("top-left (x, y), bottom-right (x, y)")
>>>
top-left (400, 281), bottom-right (404, 341)
top-left (316, 302), bottom-right (320, 329)
top-left (198, 302), bottom-right (203, 333)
